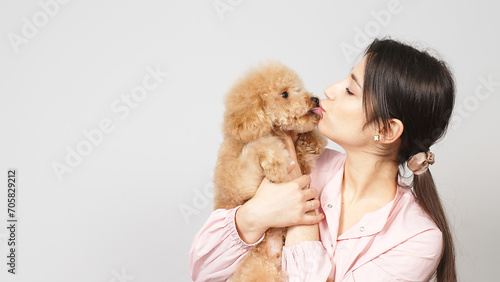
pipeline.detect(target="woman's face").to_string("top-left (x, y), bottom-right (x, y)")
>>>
top-left (318, 56), bottom-right (377, 150)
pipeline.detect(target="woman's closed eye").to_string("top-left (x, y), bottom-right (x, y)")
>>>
top-left (345, 87), bottom-right (354, 95)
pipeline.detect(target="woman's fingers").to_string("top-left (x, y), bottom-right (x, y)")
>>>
top-left (303, 187), bottom-right (319, 199)
top-left (284, 132), bottom-right (298, 163)
top-left (286, 161), bottom-right (301, 181)
top-left (284, 132), bottom-right (302, 180)
top-left (302, 212), bottom-right (325, 225)
top-left (292, 175), bottom-right (311, 190)
top-left (306, 199), bottom-right (321, 211)
top-left (287, 162), bottom-right (296, 174)
top-left (261, 177), bottom-right (271, 185)
top-left (253, 175), bottom-right (324, 228)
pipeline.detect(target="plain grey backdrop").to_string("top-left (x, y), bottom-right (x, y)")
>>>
top-left (1, 0), bottom-right (499, 281)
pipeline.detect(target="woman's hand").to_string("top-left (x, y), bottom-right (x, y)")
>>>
top-left (235, 133), bottom-right (324, 244)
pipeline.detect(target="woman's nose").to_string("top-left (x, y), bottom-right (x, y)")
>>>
top-left (325, 78), bottom-right (348, 100)
top-left (324, 84), bottom-right (336, 100)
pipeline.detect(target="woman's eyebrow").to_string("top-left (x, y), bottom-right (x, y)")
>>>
top-left (351, 73), bottom-right (363, 89)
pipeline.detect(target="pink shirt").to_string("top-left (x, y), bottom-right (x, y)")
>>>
top-left (189, 149), bottom-right (443, 281)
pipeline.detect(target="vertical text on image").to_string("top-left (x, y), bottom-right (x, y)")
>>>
top-left (7, 169), bottom-right (18, 274)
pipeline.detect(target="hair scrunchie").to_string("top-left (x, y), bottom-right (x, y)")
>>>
top-left (407, 150), bottom-right (435, 175)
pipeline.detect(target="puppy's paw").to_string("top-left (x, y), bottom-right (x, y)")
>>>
top-left (295, 129), bottom-right (327, 174)
top-left (260, 149), bottom-right (290, 183)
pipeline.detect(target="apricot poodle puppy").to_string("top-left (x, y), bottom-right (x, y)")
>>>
top-left (213, 61), bottom-right (327, 281)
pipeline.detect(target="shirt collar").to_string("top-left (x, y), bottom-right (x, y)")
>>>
top-left (338, 187), bottom-right (404, 239)
top-left (320, 156), bottom-right (406, 240)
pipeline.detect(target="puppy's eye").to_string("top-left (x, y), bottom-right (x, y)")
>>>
top-left (281, 92), bottom-right (289, 98)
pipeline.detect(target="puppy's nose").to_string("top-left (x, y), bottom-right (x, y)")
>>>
top-left (310, 97), bottom-right (319, 107)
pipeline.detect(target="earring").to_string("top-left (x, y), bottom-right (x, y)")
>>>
top-left (374, 134), bottom-right (380, 141)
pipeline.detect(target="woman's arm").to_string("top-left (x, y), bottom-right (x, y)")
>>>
top-left (282, 133), bottom-right (322, 246)
top-left (189, 132), bottom-right (325, 281)
top-left (189, 207), bottom-right (265, 281)
top-left (189, 175), bottom-right (322, 281)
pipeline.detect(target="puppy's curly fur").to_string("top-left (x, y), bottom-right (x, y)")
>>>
top-left (213, 61), bottom-right (327, 281)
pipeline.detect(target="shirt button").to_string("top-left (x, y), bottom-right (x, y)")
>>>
top-left (360, 226), bottom-right (365, 232)
top-left (331, 244), bottom-right (334, 247)
top-left (327, 204), bottom-right (333, 208)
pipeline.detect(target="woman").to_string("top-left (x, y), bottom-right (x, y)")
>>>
top-left (189, 38), bottom-right (457, 281)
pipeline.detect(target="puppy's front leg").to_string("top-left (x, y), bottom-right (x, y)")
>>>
top-left (295, 129), bottom-right (327, 175)
top-left (240, 136), bottom-right (291, 185)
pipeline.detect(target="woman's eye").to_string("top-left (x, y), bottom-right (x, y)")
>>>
top-left (281, 91), bottom-right (289, 98)
top-left (345, 87), bottom-right (354, 95)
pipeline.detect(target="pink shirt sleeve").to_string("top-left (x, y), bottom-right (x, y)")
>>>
top-left (189, 207), bottom-right (331, 282)
top-left (188, 206), bottom-right (265, 282)
top-left (346, 229), bottom-right (443, 281)
top-left (282, 241), bottom-right (332, 282)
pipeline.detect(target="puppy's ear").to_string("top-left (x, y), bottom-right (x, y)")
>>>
top-left (226, 98), bottom-right (272, 143)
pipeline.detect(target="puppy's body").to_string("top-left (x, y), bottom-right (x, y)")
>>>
top-left (213, 62), bottom-right (327, 281)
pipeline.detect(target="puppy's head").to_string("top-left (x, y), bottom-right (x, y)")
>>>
top-left (224, 61), bottom-right (320, 143)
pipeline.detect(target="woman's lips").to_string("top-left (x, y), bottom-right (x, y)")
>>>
top-left (314, 101), bottom-right (326, 119)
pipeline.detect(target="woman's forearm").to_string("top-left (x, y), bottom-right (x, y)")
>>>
top-left (284, 211), bottom-right (320, 246)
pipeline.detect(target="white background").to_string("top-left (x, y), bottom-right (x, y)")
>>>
top-left (0, 0), bottom-right (499, 281)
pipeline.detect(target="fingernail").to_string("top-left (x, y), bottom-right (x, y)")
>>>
top-left (290, 161), bottom-right (295, 165)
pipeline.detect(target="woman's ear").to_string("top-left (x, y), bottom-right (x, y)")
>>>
top-left (380, 118), bottom-right (404, 144)
top-left (225, 97), bottom-right (272, 143)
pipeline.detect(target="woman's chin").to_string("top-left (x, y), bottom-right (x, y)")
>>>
top-left (317, 122), bottom-right (333, 140)
top-left (317, 120), bottom-right (330, 135)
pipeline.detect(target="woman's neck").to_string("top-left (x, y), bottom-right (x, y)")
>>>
top-left (342, 150), bottom-right (398, 205)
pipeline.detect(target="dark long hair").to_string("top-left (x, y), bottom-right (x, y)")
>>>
top-left (363, 38), bottom-right (456, 281)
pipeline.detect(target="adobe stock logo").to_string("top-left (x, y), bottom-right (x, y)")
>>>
top-left (109, 268), bottom-right (134, 282)
top-left (213, 0), bottom-right (243, 20)
top-left (51, 65), bottom-right (169, 183)
top-left (7, 0), bottom-right (71, 54)
top-left (178, 172), bottom-right (214, 224)
top-left (339, 0), bottom-right (405, 63)
top-left (450, 74), bottom-right (499, 130)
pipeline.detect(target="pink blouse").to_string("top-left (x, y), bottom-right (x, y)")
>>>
top-left (189, 149), bottom-right (443, 281)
